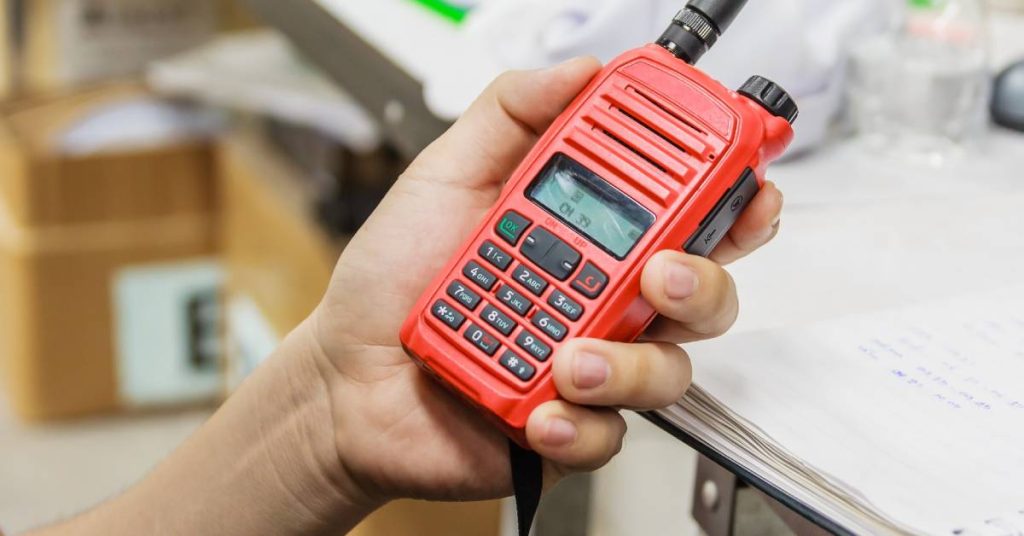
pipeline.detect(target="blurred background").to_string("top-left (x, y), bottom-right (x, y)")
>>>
top-left (0, 0), bottom-right (1022, 535)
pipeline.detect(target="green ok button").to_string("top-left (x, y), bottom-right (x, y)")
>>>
top-left (496, 211), bottom-right (531, 246)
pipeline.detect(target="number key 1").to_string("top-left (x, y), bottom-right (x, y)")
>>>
top-left (479, 241), bottom-right (513, 271)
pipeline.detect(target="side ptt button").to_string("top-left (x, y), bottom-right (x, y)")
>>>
top-left (738, 76), bottom-right (799, 125)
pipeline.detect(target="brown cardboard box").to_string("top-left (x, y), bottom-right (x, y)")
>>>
top-left (220, 129), bottom-right (502, 536)
top-left (15, 0), bottom-right (219, 94)
top-left (220, 0), bottom-right (260, 31)
top-left (220, 127), bottom-right (339, 347)
top-left (0, 85), bottom-right (219, 421)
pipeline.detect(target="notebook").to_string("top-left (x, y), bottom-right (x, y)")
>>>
top-left (651, 286), bottom-right (1024, 535)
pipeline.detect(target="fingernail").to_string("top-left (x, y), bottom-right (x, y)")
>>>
top-left (573, 351), bottom-right (610, 389)
top-left (543, 418), bottom-right (578, 447)
top-left (771, 191), bottom-right (784, 228)
top-left (664, 262), bottom-right (699, 301)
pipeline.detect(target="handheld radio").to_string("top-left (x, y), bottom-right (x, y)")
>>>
top-left (401, 0), bottom-right (797, 446)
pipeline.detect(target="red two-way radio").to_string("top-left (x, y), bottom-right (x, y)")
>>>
top-left (401, 0), bottom-right (797, 446)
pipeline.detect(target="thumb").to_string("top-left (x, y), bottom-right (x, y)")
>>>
top-left (405, 57), bottom-right (603, 190)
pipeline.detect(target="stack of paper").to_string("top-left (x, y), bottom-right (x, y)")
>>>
top-left (658, 288), bottom-right (1024, 535)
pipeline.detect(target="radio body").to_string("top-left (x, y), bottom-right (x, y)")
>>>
top-left (400, 43), bottom-right (795, 445)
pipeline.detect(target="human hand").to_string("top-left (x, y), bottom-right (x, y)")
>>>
top-left (308, 57), bottom-right (785, 509)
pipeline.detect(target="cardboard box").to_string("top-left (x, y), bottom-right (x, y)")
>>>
top-left (0, 85), bottom-right (220, 421)
top-left (13, 0), bottom-right (219, 94)
top-left (219, 128), bottom-right (502, 536)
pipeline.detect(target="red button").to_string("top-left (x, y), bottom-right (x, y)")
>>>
top-left (571, 262), bottom-right (608, 299)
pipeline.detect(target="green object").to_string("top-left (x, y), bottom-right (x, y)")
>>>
top-left (411, 0), bottom-right (470, 23)
top-left (498, 216), bottom-right (521, 242)
top-left (908, 0), bottom-right (946, 9)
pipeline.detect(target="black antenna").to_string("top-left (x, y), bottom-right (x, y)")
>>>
top-left (657, 0), bottom-right (749, 64)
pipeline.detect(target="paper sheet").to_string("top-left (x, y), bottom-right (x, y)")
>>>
top-left (674, 287), bottom-right (1024, 534)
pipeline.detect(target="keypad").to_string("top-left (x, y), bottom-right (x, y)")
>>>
top-left (464, 261), bottom-right (498, 291)
top-left (496, 211), bottom-right (531, 246)
top-left (479, 241), bottom-right (513, 271)
top-left (516, 331), bottom-right (552, 362)
top-left (481, 304), bottom-right (517, 336)
top-left (571, 262), bottom-right (609, 299)
top-left (521, 228), bottom-right (581, 281)
top-left (439, 221), bottom-right (618, 376)
top-left (548, 291), bottom-right (584, 321)
top-left (432, 300), bottom-right (466, 330)
top-left (496, 285), bottom-right (533, 316)
top-left (533, 310), bottom-right (568, 342)
top-left (447, 281), bottom-right (482, 311)
top-left (512, 265), bottom-right (549, 297)
top-left (500, 350), bottom-right (536, 382)
top-left (464, 324), bottom-right (500, 356)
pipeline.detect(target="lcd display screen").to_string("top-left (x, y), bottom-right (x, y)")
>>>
top-left (528, 154), bottom-right (655, 259)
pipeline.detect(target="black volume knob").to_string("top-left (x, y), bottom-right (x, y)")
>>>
top-left (738, 76), bottom-right (799, 125)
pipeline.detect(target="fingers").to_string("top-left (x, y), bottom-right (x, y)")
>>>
top-left (528, 339), bottom-right (692, 474)
top-left (405, 57), bottom-right (603, 191)
top-left (526, 401), bottom-right (627, 473)
top-left (550, 339), bottom-right (692, 410)
top-left (640, 251), bottom-right (739, 343)
top-left (709, 182), bottom-right (784, 265)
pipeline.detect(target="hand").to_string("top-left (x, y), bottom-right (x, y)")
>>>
top-left (310, 58), bottom-right (785, 508)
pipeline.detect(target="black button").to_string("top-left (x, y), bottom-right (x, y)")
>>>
top-left (431, 300), bottom-right (466, 330)
top-left (685, 169), bottom-right (760, 258)
top-left (482, 304), bottom-right (517, 336)
top-left (447, 280), bottom-right (482, 311)
top-left (522, 228), bottom-right (581, 281)
top-left (516, 330), bottom-right (552, 362)
top-left (512, 265), bottom-right (549, 297)
top-left (464, 324), bottom-right (501, 356)
top-left (521, 228), bottom-right (559, 265)
top-left (479, 241), bottom-right (513, 271)
top-left (463, 261), bottom-right (498, 291)
top-left (496, 285), bottom-right (533, 316)
top-left (500, 350), bottom-right (536, 382)
top-left (548, 291), bottom-right (584, 321)
top-left (532, 310), bottom-right (568, 342)
top-left (496, 211), bottom-right (531, 246)
top-left (571, 262), bottom-right (609, 299)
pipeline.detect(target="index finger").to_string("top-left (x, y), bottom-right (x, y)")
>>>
top-left (709, 182), bottom-right (784, 265)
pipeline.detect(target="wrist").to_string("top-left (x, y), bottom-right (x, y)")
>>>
top-left (261, 317), bottom-right (385, 527)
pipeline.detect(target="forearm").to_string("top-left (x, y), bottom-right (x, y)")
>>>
top-left (29, 320), bottom-right (378, 536)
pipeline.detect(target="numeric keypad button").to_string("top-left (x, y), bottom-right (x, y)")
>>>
top-left (532, 310), bottom-right (568, 342)
top-left (497, 285), bottom-right (533, 316)
top-left (512, 265), bottom-right (549, 297)
top-left (516, 331), bottom-right (552, 362)
top-left (571, 262), bottom-right (609, 299)
top-left (447, 281), bottom-right (482, 311)
top-left (548, 291), bottom-right (584, 321)
top-left (431, 300), bottom-right (466, 330)
top-left (500, 350), bottom-right (536, 382)
top-left (496, 211), bottom-right (531, 246)
top-left (463, 261), bottom-right (498, 291)
top-left (464, 324), bottom-right (500, 356)
top-left (479, 241), bottom-right (513, 271)
top-left (482, 304), bottom-right (517, 336)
